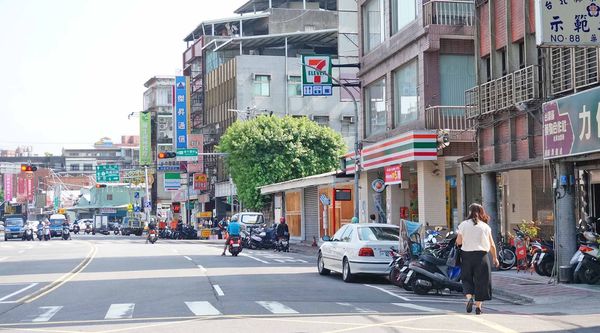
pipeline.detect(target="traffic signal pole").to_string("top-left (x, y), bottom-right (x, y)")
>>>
top-left (144, 165), bottom-right (150, 223)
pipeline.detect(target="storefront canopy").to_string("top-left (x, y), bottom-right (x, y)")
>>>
top-left (259, 171), bottom-right (352, 195)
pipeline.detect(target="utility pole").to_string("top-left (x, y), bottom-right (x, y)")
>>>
top-left (144, 165), bottom-right (150, 222)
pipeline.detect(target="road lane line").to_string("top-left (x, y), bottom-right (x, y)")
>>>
top-left (242, 254), bottom-right (269, 264)
top-left (0, 257), bottom-right (7, 261)
top-left (197, 265), bottom-right (207, 272)
top-left (105, 303), bottom-right (135, 319)
top-left (184, 256), bottom-right (192, 261)
top-left (17, 250), bottom-right (25, 254)
top-left (0, 283), bottom-right (39, 302)
top-left (392, 302), bottom-right (438, 312)
top-left (335, 303), bottom-right (377, 313)
top-left (184, 301), bottom-right (221, 316)
top-left (31, 306), bottom-right (62, 322)
top-left (18, 242), bottom-right (97, 303)
top-left (256, 301), bottom-right (299, 314)
top-left (457, 314), bottom-right (519, 333)
top-left (363, 284), bottom-right (410, 301)
top-left (212, 284), bottom-right (224, 296)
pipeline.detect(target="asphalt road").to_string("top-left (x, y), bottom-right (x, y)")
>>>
top-left (0, 235), bottom-right (599, 332)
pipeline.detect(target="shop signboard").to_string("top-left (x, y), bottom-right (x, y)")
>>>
top-left (301, 55), bottom-right (333, 96)
top-left (543, 85), bottom-right (600, 159)
top-left (174, 76), bottom-right (190, 149)
top-left (193, 173), bottom-right (208, 191)
top-left (535, 0), bottom-right (600, 47)
top-left (384, 164), bottom-right (403, 185)
top-left (164, 173), bottom-right (181, 191)
top-left (139, 111), bottom-right (152, 165)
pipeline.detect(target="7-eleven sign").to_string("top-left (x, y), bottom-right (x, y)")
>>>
top-left (302, 55), bottom-right (332, 85)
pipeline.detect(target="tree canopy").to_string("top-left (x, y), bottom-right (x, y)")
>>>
top-left (217, 115), bottom-right (347, 210)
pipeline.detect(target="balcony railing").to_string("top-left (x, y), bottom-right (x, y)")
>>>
top-left (551, 47), bottom-right (599, 95)
top-left (465, 65), bottom-right (540, 119)
top-left (425, 106), bottom-right (476, 132)
top-left (423, 0), bottom-right (475, 26)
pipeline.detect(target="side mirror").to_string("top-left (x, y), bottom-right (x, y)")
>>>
top-left (322, 235), bottom-right (331, 242)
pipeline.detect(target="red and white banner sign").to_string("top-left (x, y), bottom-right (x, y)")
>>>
top-left (187, 134), bottom-right (204, 173)
top-left (3, 174), bottom-right (12, 201)
top-left (384, 164), bottom-right (403, 185)
top-left (193, 173), bottom-right (208, 191)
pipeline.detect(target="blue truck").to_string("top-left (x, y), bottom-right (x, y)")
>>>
top-left (2, 214), bottom-right (26, 241)
top-left (49, 214), bottom-right (67, 237)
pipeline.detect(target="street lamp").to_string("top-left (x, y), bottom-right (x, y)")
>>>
top-left (300, 60), bottom-right (361, 219)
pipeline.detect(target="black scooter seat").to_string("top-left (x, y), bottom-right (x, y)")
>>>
top-left (421, 254), bottom-right (447, 266)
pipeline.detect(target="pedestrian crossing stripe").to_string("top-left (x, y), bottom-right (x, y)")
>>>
top-left (22, 300), bottom-right (444, 322)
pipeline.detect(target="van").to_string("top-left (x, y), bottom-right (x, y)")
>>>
top-left (233, 212), bottom-right (265, 231)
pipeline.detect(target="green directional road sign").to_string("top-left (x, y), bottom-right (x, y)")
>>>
top-left (176, 148), bottom-right (198, 161)
top-left (96, 165), bottom-right (120, 182)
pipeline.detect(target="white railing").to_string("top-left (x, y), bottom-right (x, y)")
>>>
top-left (423, 0), bottom-right (475, 26)
top-left (465, 65), bottom-right (539, 118)
top-left (551, 47), bottom-right (599, 95)
top-left (425, 106), bottom-right (476, 132)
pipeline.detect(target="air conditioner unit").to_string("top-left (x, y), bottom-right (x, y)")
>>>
top-left (341, 115), bottom-right (355, 124)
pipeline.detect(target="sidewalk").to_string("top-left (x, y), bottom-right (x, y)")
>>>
top-left (491, 269), bottom-right (600, 304)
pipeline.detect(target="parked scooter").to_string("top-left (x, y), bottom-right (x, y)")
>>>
top-left (228, 235), bottom-right (243, 256)
top-left (43, 224), bottom-right (51, 241)
top-left (405, 232), bottom-right (462, 295)
top-left (36, 228), bottom-right (43, 241)
top-left (247, 225), bottom-right (277, 250)
top-left (85, 223), bottom-right (92, 235)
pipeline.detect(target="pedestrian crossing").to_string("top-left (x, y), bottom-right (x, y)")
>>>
top-left (19, 300), bottom-right (444, 322)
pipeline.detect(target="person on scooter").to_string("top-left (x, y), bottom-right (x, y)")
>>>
top-left (217, 217), bottom-right (229, 239)
top-left (276, 216), bottom-right (289, 239)
top-left (146, 219), bottom-right (157, 244)
top-left (457, 203), bottom-right (500, 315)
top-left (62, 220), bottom-right (71, 240)
top-left (222, 216), bottom-right (241, 256)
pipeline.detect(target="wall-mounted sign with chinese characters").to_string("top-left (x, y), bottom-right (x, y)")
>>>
top-left (174, 76), bottom-right (190, 149)
top-left (543, 85), bottom-right (600, 159)
top-left (535, 0), bottom-right (600, 47)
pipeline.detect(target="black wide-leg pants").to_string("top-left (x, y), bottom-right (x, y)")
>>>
top-left (461, 250), bottom-right (492, 301)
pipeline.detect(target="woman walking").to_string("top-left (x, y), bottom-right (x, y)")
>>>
top-left (457, 203), bottom-right (499, 315)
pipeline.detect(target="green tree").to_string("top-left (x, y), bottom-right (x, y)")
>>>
top-left (218, 115), bottom-right (347, 210)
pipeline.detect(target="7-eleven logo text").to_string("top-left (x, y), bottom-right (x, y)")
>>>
top-left (307, 58), bottom-right (328, 84)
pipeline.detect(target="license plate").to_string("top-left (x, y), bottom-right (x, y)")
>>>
top-left (404, 270), bottom-right (414, 284)
top-left (400, 266), bottom-right (408, 273)
top-left (379, 251), bottom-right (390, 257)
top-left (232, 244), bottom-right (239, 247)
top-left (537, 252), bottom-right (545, 264)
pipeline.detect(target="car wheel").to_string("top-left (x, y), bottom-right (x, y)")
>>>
top-left (317, 252), bottom-right (330, 275)
top-left (342, 258), bottom-right (354, 283)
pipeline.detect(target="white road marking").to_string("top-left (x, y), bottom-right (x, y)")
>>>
top-left (0, 283), bottom-right (38, 302)
top-left (241, 254), bottom-right (269, 264)
top-left (197, 265), bottom-right (207, 272)
top-left (392, 302), bottom-right (438, 312)
top-left (0, 257), bottom-right (7, 262)
top-left (17, 250), bottom-right (25, 254)
top-left (185, 301), bottom-right (221, 316)
top-left (30, 306), bottom-right (62, 322)
top-left (336, 302), bottom-right (377, 313)
top-left (212, 284), bottom-right (224, 296)
top-left (363, 284), bottom-right (410, 301)
top-left (256, 301), bottom-right (299, 314)
top-left (105, 303), bottom-right (135, 319)
top-left (184, 256), bottom-right (192, 261)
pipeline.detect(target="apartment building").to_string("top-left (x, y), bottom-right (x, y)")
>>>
top-left (182, 0), bottom-right (358, 219)
top-left (354, 0), bottom-right (478, 227)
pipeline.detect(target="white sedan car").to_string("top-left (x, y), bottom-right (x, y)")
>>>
top-left (317, 223), bottom-right (400, 282)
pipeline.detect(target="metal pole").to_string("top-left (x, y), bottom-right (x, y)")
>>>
top-left (144, 165), bottom-right (150, 222)
top-left (186, 171), bottom-right (190, 225)
top-left (285, 37), bottom-right (289, 116)
top-left (300, 61), bottom-right (361, 218)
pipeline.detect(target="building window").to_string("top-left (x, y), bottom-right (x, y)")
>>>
top-left (501, 48), bottom-right (507, 75)
top-left (518, 42), bottom-right (525, 69)
top-left (312, 115), bottom-right (330, 126)
top-left (253, 74), bottom-right (270, 96)
top-left (70, 164), bottom-right (80, 171)
top-left (484, 56), bottom-right (492, 81)
top-left (365, 78), bottom-right (387, 136)
top-left (362, 0), bottom-right (384, 53)
top-left (393, 59), bottom-right (418, 127)
top-left (83, 164), bottom-right (93, 171)
top-left (288, 76), bottom-right (302, 96)
top-left (391, 0), bottom-right (416, 34)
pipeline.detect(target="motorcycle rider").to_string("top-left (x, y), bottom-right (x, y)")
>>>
top-left (42, 219), bottom-right (51, 240)
top-left (222, 216), bottom-right (241, 256)
top-left (217, 217), bottom-right (229, 239)
top-left (276, 217), bottom-right (290, 251)
top-left (22, 222), bottom-right (33, 240)
top-left (146, 219), bottom-right (157, 244)
top-left (62, 220), bottom-right (71, 240)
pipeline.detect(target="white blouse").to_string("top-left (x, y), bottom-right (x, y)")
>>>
top-left (458, 219), bottom-right (491, 252)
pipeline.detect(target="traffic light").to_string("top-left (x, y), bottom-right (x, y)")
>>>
top-left (95, 184), bottom-right (107, 188)
top-left (158, 152), bottom-right (176, 159)
top-left (20, 164), bottom-right (37, 172)
top-left (172, 202), bottom-right (181, 213)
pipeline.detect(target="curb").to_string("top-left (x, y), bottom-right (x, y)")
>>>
top-left (491, 286), bottom-right (535, 305)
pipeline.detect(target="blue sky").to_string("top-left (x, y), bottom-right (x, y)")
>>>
top-left (0, 0), bottom-right (247, 155)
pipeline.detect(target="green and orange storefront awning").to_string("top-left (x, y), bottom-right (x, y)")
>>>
top-left (344, 130), bottom-right (438, 173)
